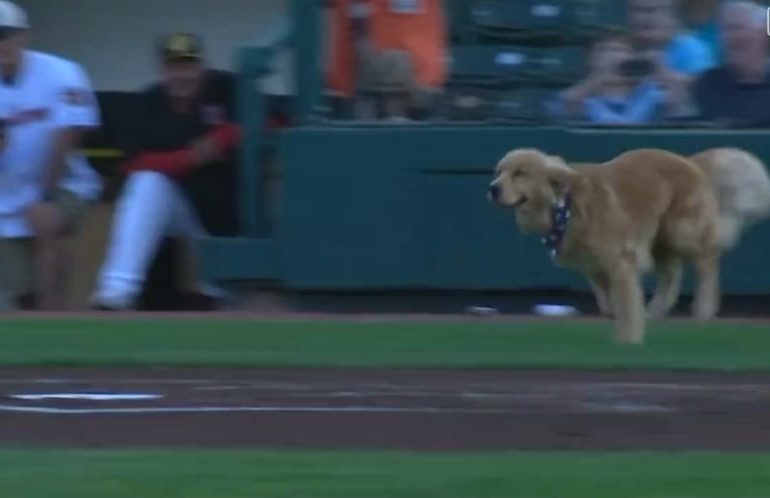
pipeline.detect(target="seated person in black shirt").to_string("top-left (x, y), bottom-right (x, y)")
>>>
top-left (693, 1), bottom-right (770, 126)
top-left (90, 33), bottom-right (241, 310)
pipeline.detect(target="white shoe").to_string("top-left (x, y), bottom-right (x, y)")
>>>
top-left (88, 291), bottom-right (134, 311)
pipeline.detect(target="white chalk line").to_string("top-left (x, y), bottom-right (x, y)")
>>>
top-left (0, 379), bottom-right (763, 416)
top-left (1, 379), bottom-right (769, 392)
top-left (0, 404), bottom-right (517, 415)
top-left (0, 403), bottom-right (673, 415)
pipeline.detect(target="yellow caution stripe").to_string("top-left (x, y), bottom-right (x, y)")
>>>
top-left (83, 148), bottom-right (124, 159)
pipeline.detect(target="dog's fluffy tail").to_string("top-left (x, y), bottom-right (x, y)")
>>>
top-left (690, 148), bottom-right (770, 250)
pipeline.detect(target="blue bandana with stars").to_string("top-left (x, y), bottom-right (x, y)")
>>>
top-left (542, 194), bottom-right (572, 258)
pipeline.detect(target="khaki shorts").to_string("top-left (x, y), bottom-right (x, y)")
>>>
top-left (0, 189), bottom-right (92, 301)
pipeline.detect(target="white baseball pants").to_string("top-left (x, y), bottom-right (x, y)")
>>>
top-left (92, 171), bottom-right (207, 309)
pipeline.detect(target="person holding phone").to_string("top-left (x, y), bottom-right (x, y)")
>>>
top-left (548, 34), bottom-right (690, 124)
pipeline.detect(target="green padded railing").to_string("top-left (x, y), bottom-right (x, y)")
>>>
top-left (291, 0), bottom-right (323, 120)
top-left (196, 12), bottom-right (293, 283)
top-left (235, 15), bottom-right (292, 236)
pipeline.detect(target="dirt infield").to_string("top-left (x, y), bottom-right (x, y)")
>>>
top-left (0, 367), bottom-right (769, 450)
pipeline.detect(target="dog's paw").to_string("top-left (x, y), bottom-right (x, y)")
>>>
top-left (646, 295), bottom-right (676, 320)
top-left (692, 304), bottom-right (717, 321)
top-left (691, 294), bottom-right (718, 321)
top-left (598, 307), bottom-right (614, 319)
top-left (646, 306), bottom-right (670, 320)
top-left (614, 328), bottom-right (645, 345)
top-left (595, 298), bottom-right (613, 318)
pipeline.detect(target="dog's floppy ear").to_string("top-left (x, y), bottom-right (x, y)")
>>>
top-left (547, 170), bottom-right (571, 198)
top-left (547, 155), bottom-right (569, 169)
top-left (544, 155), bottom-right (573, 198)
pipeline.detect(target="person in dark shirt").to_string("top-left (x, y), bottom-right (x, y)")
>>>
top-left (693, 2), bottom-right (770, 126)
top-left (90, 33), bottom-right (240, 310)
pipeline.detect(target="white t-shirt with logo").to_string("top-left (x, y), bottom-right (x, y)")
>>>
top-left (0, 50), bottom-right (102, 237)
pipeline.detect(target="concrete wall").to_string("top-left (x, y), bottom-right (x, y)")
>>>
top-left (18, 0), bottom-right (293, 92)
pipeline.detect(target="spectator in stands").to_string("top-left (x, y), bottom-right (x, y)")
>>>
top-left (327, 0), bottom-right (448, 121)
top-left (681, 0), bottom-right (721, 63)
top-left (90, 33), bottom-right (239, 310)
top-left (627, 0), bottom-right (713, 81)
top-left (547, 34), bottom-right (690, 124)
top-left (693, 2), bottom-right (770, 126)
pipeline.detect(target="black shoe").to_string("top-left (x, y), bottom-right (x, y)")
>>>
top-left (15, 293), bottom-right (36, 310)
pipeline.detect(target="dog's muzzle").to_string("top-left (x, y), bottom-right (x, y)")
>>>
top-left (512, 196), bottom-right (528, 208)
top-left (488, 184), bottom-right (500, 202)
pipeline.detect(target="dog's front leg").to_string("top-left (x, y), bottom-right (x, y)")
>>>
top-left (588, 273), bottom-right (612, 318)
top-left (609, 260), bottom-right (646, 344)
top-left (692, 251), bottom-right (721, 320)
top-left (647, 253), bottom-right (683, 319)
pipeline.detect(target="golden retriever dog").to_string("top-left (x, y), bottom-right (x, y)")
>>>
top-left (488, 147), bottom-right (770, 344)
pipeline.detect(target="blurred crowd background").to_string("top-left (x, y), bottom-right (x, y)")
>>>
top-left (322, 0), bottom-right (768, 127)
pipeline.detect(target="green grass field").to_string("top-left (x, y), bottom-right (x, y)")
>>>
top-left (1, 317), bottom-right (770, 498)
top-left (0, 317), bottom-right (769, 370)
top-left (1, 450), bottom-right (768, 498)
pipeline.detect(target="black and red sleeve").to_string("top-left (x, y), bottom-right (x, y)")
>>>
top-left (120, 80), bottom-right (242, 177)
top-left (118, 88), bottom-right (195, 176)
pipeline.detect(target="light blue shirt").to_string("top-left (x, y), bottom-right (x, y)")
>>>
top-left (583, 79), bottom-right (665, 124)
top-left (664, 33), bottom-right (715, 76)
top-left (547, 79), bottom-right (665, 124)
top-left (691, 22), bottom-right (721, 64)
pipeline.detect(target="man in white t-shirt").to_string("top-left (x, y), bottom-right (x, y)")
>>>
top-left (0, 1), bottom-right (102, 309)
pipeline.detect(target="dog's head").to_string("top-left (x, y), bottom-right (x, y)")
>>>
top-left (488, 148), bottom-right (574, 233)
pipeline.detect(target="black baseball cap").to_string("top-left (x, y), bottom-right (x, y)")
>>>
top-left (159, 32), bottom-right (203, 62)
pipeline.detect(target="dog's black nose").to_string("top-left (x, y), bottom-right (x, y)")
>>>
top-left (488, 184), bottom-right (500, 200)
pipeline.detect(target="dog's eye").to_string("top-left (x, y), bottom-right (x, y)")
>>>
top-left (511, 171), bottom-right (524, 178)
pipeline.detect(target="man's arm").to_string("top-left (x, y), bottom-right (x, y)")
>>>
top-left (41, 128), bottom-right (86, 198)
top-left (121, 76), bottom-right (241, 177)
top-left (654, 62), bottom-right (692, 111)
top-left (42, 63), bottom-right (100, 199)
top-left (557, 75), bottom-right (603, 117)
top-left (121, 123), bottom-right (240, 176)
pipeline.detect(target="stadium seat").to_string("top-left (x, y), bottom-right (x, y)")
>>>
top-left (527, 46), bottom-right (587, 84)
top-left (444, 86), bottom-right (498, 121)
top-left (443, 83), bottom-right (558, 123)
top-left (470, 0), bottom-right (570, 39)
top-left (445, 0), bottom-right (473, 42)
top-left (449, 45), bottom-right (533, 85)
top-left (495, 87), bottom-right (556, 121)
top-left (569, 0), bottom-right (625, 34)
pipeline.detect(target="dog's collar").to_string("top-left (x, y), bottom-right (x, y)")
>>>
top-left (542, 193), bottom-right (572, 258)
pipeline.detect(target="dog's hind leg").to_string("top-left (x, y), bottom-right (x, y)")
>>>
top-left (647, 250), bottom-right (683, 319)
top-left (692, 251), bottom-right (721, 320)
